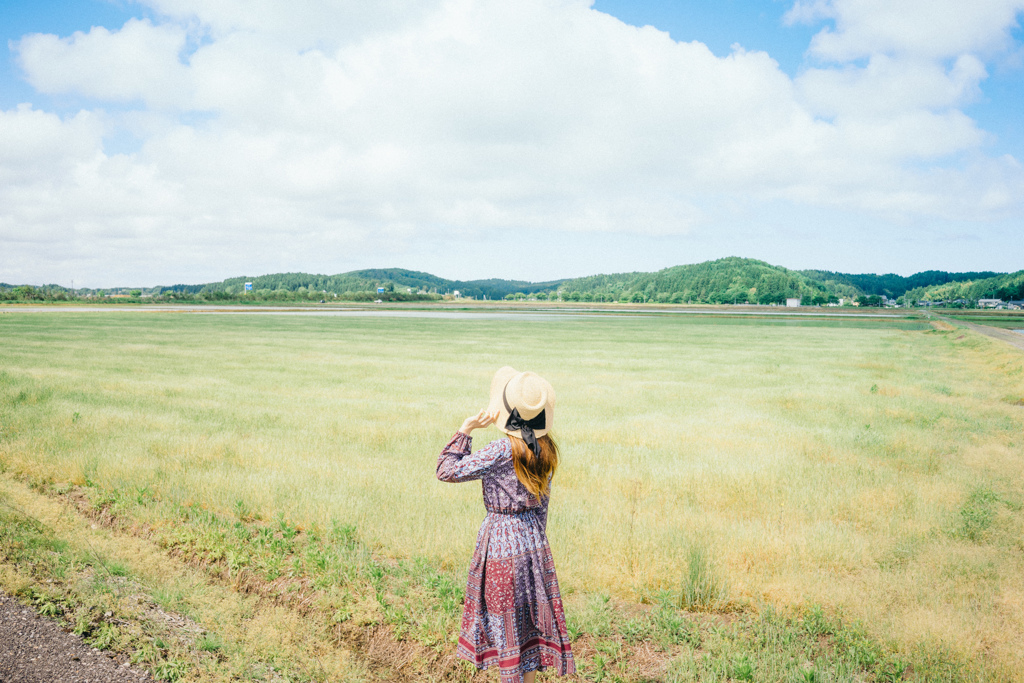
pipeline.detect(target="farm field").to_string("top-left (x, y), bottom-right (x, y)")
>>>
top-left (1, 310), bottom-right (1023, 681)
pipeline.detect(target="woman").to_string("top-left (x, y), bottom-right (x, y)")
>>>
top-left (436, 366), bottom-right (575, 683)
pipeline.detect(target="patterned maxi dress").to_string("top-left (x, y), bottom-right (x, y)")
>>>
top-left (437, 432), bottom-right (575, 683)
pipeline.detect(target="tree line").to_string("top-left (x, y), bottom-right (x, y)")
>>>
top-left (554, 258), bottom-right (851, 305)
top-left (905, 271), bottom-right (1024, 304)
top-left (3, 260), bottom-right (1014, 306)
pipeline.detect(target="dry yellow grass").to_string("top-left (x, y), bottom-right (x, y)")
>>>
top-left (1, 311), bottom-right (1023, 674)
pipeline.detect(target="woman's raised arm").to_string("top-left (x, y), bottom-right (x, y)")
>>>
top-left (436, 430), bottom-right (505, 483)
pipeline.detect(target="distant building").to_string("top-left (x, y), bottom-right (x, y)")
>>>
top-left (978, 299), bottom-right (1003, 308)
top-left (453, 290), bottom-right (461, 298)
top-left (1007, 300), bottom-right (1024, 310)
top-left (786, 298), bottom-right (801, 307)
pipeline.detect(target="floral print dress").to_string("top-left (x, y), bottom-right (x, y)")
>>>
top-left (437, 432), bottom-right (575, 683)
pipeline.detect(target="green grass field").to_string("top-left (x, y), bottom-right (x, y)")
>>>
top-left (2, 310), bottom-right (1023, 681)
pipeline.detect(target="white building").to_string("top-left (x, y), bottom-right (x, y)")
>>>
top-left (786, 298), bottom-right (801, 307)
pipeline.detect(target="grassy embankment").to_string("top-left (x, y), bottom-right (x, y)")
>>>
top-left (1, 311), bottom-right (1022, 681)
top-left (938, 309), bottom-right (1024, 330)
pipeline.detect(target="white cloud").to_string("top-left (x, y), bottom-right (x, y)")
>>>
top-left (3, 0), bottom-right (1024, 285)
top-left (786, 0), bottom-right (1024, 61)
top-left (796, 55), bottom-right (988, 118)
top-left (0, 104), bottom-right (103, 175)
top-left (140, 0), bottom-right (447, 47)
top-left (15, 19), bottom-right (192, 108)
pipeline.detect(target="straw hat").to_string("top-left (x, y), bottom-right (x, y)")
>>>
top-left (487, 366), bottom-right (555, 443)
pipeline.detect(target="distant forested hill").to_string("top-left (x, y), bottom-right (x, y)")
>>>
top-left (800, 270), bottom-right (1001, 299)
top-left (532, 259), bottom-right (1006, 304)
top-left (557, 257), bottom-right (853, 304)
top-left (173, 268), bottom-right (563, 300)
top-left (906, 271), bottom-right (1024, 303)
top-left (6, 260), bottom-right (1009, 305)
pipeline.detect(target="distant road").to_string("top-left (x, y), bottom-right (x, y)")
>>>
top-left (0, 303), bottom-right (917, 320)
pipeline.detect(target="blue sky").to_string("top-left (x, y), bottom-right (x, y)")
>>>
top-left (594, 0), bottom-right (819, 72)
top-left (1, 0), bottom-right (1022, 287)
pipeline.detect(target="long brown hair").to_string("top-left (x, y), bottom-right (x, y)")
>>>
top-left (509, 434), bottom-right (559, 499)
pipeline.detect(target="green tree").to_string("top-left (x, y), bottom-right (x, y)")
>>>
top-left (755, 272), bottom-right (789, 305)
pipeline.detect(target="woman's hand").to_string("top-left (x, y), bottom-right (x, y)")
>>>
top-left (459, 408), bottom-right (498, 435)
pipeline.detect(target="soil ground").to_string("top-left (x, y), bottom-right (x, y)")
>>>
top-left (0, 593), bottom-right (151, 683)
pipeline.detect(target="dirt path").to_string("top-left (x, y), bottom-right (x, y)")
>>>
top-left (0, 593), bottom-right (151, 683)
top-left (944, 316), bottom-right (1024, 351)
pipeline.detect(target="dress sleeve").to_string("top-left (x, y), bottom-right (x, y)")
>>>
top-left (436, 433), bottom-right (507, 483)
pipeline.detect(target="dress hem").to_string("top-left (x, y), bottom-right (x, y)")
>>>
top-left (457, 635), bottom-right (575, 676)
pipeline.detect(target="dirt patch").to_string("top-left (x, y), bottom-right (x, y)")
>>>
top-left (930, 321), bottom-right (955, 332)
top-left (0, 593), bottom-right (152, 683)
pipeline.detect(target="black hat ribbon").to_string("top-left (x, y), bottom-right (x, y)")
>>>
top-left (503, 386), bottom-right (546, 457)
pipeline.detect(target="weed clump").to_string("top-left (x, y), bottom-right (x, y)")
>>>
top-left (954, 487), bottom-right (1001, 541)
top-left (680, 542), bottom-right (727, 611)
